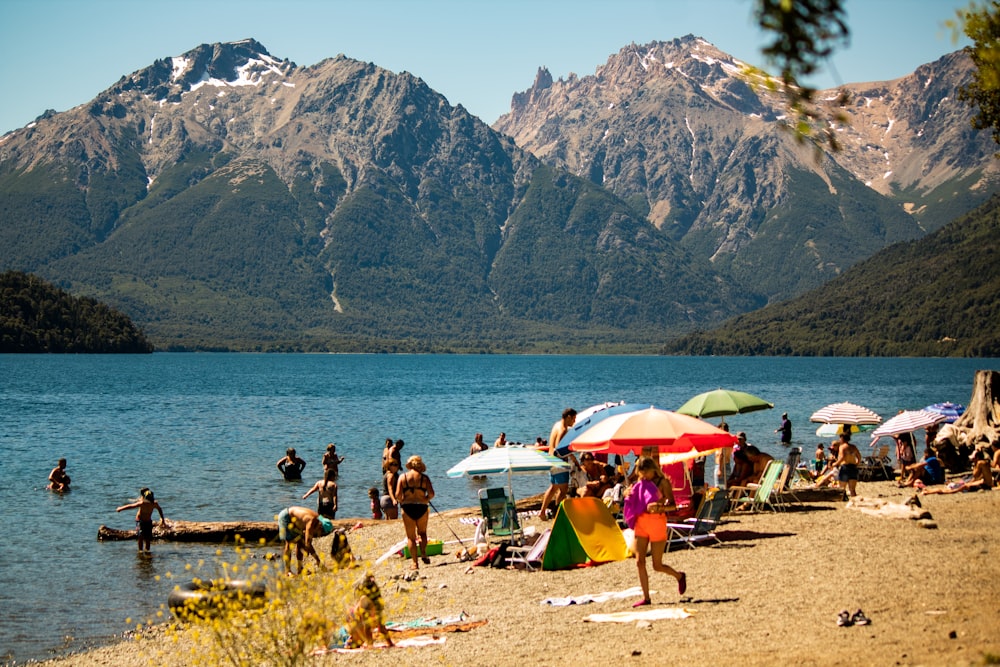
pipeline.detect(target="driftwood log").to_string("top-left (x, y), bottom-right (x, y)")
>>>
top-left (950, 369), bottom-right (1000, 447)
top-left (98, 519), bottom-right (278, 543)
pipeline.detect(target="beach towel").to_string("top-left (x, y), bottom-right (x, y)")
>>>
top-left (540, 586), bottom-right (653, 606)
top-left (315, 635), bottom-right (447, 654)
top-left (582, 608), bottom-right (692, 623)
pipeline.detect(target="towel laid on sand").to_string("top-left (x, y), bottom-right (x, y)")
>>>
top-left (583, 608), bottom-right (692, 623)
top-left (541, 586), bottom-right (652, 606)
top-left (316, 635), bottom-right (447, 654)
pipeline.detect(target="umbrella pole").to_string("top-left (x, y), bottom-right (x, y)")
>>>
top-left (429, 500), bottom-right (467, 549)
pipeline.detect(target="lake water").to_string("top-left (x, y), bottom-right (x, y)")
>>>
top-left (0, 353), bottom-right (993, 662)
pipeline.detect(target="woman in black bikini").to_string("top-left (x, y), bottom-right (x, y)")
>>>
top-left (394, 455), bottom-right (435, 570)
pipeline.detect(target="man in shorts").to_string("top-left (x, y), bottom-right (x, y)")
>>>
top-left (538, 408), bottom-right (576, 520)
top-left (833, 433), bottom-right (862, 497)
top-left (277, 505), bottom-right (334, 575)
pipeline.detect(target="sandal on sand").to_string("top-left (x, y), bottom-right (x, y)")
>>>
top-left (836, 610), bottom-right (853, 627)
top-left (851, 609), bottom-right (871, 626)
top-left (421, 556), bottom-right (431, 564)
top-left (633, 599), bottom-right (651, 608)
top-left (677, 572), bottom-right (687, 596)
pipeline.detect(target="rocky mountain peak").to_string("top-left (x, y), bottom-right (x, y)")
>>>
top-left (510, 67), bottom-right (553, 113)
top-left (110, 38), bottom-right (293, 102)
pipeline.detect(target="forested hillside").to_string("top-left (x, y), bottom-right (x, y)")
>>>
top-left (661, 196), bottom-right (1000, 357)
top-left (0, 271), bottom-right (153, 353)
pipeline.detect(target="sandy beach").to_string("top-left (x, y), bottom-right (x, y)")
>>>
top-left (42, 480), bottom-right (1000, 667)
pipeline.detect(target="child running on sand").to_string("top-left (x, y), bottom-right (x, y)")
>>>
top-left (116, 488), bottom-right (166, 554)
top-left (622, 456), bottom-right (686, 607)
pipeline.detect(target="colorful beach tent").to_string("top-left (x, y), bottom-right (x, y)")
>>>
top-left (541, 497), bottom-right (629, 570)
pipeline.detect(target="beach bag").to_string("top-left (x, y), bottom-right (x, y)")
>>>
top-left (490, 541), bottom-right (511, 568)
top-left (570, 462), bottom-right (589, 489)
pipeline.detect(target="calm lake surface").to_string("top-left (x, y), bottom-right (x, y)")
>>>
top-left (0, 353), bottom-right (993, 662)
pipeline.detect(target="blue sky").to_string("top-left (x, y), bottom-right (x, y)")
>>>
top-left (0, 0), bottom-right (972, 135)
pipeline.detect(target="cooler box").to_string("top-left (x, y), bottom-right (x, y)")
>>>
top-left (402, 539), bottom-right (444, 559)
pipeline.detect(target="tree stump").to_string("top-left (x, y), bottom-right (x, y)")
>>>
top-left (952, 369), bottom-right (1000, 447)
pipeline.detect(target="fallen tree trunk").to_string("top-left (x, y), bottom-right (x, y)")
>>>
top-left (98, 519), bottom-right (278, 543)
top-left (952, 369), bottom-right (1000, 448)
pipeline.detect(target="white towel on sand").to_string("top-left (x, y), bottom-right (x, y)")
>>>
top-left (583, 608), bottom-right (692, 623)
top-left (541, 586), bottom-right (651, 606)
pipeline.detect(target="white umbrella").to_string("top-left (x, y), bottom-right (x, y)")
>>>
top-left (870, 410), bottom-right (947, 439)
top-left (446, 446), bottom-right (570, 503)
top-left (815, 423), bottom-right (876, 437)
top-left (810, 402), bottom-right (882, 425)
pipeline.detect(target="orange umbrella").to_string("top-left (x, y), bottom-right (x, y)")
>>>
top-left (566, 406), bottom-right (737, 455)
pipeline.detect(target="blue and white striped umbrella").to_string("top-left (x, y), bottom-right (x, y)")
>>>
top-left (924, 402), bottom-right (965, 424)
top-left (447, 446), bottom-right (571, 505)
top-left (446, 446), bottom-right (570, 477)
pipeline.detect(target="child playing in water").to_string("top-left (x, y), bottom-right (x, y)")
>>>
top-left (116, 487), bottom-right (166, 554)
top-left (323, 443), bottom-right (345, 481)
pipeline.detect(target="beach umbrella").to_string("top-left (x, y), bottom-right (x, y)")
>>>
top-left (446, 446), bottom-right (570, 503)
top-left (676, 388), bottom-right (774, 419)
top-left (815, 423), bottom-right (876, 438)
top-left (924, 402), bottom-right (965, 424)
top-left (809, 402), bottom-right (882, 426)
top-left (870, 410), bottom-right (947, 439)
top-left (566, 406), bottom-right (737, 455)
top-left (562, 402), bottom-right (652, 447)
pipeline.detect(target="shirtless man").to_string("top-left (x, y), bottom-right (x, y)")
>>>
top-left (116, 487), bottom-right (166, 554)
top-left (277, 505), bottom-right (335, 575)
top-left (302, 470), bottom-right (339, 519)
top-left (744, 446), bottom-right (774, 485)
top-left (48, 458), bottom-right (71, 492)
top-left (834, 433), bottom-right (862, 497)
top-left (538, 408), bottom-right (576, 520)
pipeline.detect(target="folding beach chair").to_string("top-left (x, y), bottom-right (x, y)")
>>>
top-left (861, 444), bottom-right (893, 481)
top-left (668, 488), bottom-right (725, 549)
top-left (728, 460), bottom-right (784, 513)
top-left (507, 528), bottom-right (551, 571)
top-left (478, 487), bottom-right (523, 545)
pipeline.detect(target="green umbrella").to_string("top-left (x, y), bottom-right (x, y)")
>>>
top-left (676, 388), bottom-right (775, 419)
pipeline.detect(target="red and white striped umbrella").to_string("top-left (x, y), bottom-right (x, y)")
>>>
top-left (870, 410), bottom-right (947, 439)
top-left (809, 402), bottom-right (882, 426)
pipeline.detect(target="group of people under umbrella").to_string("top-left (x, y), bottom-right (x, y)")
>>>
top-left (447, 392), bottom-right (970, 528)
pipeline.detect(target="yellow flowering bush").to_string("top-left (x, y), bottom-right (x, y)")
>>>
top-left (133, 534), bottom-right (413, 666)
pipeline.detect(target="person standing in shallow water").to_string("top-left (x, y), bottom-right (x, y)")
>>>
top-left (322, 443), bottom-right (345, 481)
top-left (302, 470), bottom-right (338, 519)
top-left (776, 413), bottom-right (792, 445)
top-left (277, 447), bottom-right (306, 481)
top-left (382, 438), bottom-right (403, 473)
top-left (381, 459), bottom-right (400, 520)
top-left (116, 487), bottom-right (166, 554)
top-left (470, 433), bottom-right (488, 456)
